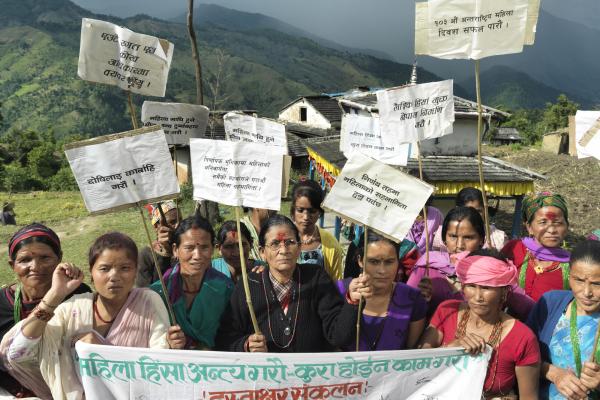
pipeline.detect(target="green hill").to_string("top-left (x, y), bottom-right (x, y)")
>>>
top-left (0, 0), bottom-right (447, 138)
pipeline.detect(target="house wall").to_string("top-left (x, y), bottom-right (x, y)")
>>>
top-left (278, 99), bottom-right (331, 129)
top-left (414, 119), bottom-right (479, 157)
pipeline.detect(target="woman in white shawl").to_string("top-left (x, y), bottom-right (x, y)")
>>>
top-left (1, 232), bottom-right (184, 400)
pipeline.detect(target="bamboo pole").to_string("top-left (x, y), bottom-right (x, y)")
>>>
top-left (416, 142), bottom-right (430, 276)
top-left (475, 60), bottom-right (492, 246)
top-left (187, 0), bottom-right (204, 105)
top-left (356, 226), bottom-right (368, 351)
top-left (127, 92), bottom-right (139, 130)
top-left (235, 207), bottom-right (261, 334)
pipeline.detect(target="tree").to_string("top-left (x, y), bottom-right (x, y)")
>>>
top-left (540, 94), bottom-right (578, 133)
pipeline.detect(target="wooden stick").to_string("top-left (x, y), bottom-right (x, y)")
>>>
top-left (591, 320), bottom-right (600, 363)
top-left (416, 142), bottom-right (430, 277)
top-left (156, 201), bottom-right (168, 226)
top-left (127, 92), bottom-right (139, 130)
top-left (172, 146), bottom-right (181, 226)
top-left (475, 60), bottom-right (491, 246)
top-left (187, 0), bottom-right (204, 105)
top-left (235, 206), bottom-right (261, 334)
top-left (138, 204), bottom-right (176, 324)
top-left (356, 226), bottom-right (368, 352)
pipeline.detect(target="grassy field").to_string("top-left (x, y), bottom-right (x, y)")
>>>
top-left (0, 191), bottom-right (295, 287)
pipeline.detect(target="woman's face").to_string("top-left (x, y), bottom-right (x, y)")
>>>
top-left (154, 209), bottom-right (179, 232)
top-left (464, 200), bottom-right (484, 218)
top-left (444, 219), bottom-right (484, 254)
top-left (292, 196), bottom-right (320, 230)
top-left (569, 260), bottom-right (600, 315)
top-left (358, 241), bottom-right (398, 292)
top-left (526, 206), bottom-right (568, 248)
top-left (260, 225), bottom-right (300, 276)
top-left (173, 228), bottom-right (213, 276)
top-left (218, 231), bottom-right (250, 269)
top-left (91, 248), bottom-right (137, 302)
top-left (9, 242), bottom-right (60, 291)
top-left (462, 283), bottom-right (506, 317)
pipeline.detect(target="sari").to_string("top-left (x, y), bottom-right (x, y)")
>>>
top-left (0, 288), bottom-right (169, 400)
top-left (151, 264), bottom-right (233, 349)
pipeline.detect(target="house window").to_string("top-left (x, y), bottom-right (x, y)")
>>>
top-left (300, 106), bottom-right (307, 122)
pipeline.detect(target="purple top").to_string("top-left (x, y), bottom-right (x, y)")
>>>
top-left (406, 206), bottom-right (444, 256)
top-left (522, 237), bottom-right (570, 263)
top-left (336, 279), bottom-right (427, 351)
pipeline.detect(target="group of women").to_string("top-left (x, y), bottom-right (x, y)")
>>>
top-left (0, 182), bottom-right (599, 400)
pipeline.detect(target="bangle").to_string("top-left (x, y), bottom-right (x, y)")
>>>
top-left (41, 299), bottom-right (59, 309)
top-left (244, 337), bottom-right (250, 352)
top-left (345, 291), bottom-right (359, 306)
top-left (33, 306), bottom-right (54, 322)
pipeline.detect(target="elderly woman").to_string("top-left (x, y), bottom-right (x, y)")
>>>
top-left (152, 215), bottom-right (233, 350)
top-left (2, 232), bottom-right (181, 400)
top-left (0, 224), bottom-right (91, 397)
top-left (337, 230), bottom-right (427, 351)
top-left (216, 214), bottom-right (368, 353)
top-left (502, 192), bottom-right (570, 301)
top-left (527, 240), bottom-right (600, 400)
top-left (212, 220), bottom-right (264, 283)
top-left (290, 180), bottom-right (344, 280)
top-left (420, 249), bottom-right (541, 399)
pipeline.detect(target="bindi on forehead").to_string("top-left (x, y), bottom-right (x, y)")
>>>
top-left (276, 232), bottom-right (287, 241)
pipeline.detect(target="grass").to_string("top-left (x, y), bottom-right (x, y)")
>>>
top-left (0, 191), bottom-right (292, 287)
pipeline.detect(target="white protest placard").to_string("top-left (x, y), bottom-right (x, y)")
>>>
top-left (377, 80), bottom-right (454, 144)
top-left (65, 126), bottom-right (179, 214)
top-left (141, 102), bottom-right (210, 145)
top-left (190, 139), bottom-right (283, 210)
top-left (224, 112), bottom-right (288, 155)
top-left (77, 18), bottom-right (174, 97)
top-left (76, 342), bottom-right (490, 400)
top-left (415, 0), bottom-right (540, 60)
top-left (340, 113), bottom-right (410, 166)
top-left (575, 110), bottom-right (600, 161)
top-left (323, 152), bottom-right (434, 242)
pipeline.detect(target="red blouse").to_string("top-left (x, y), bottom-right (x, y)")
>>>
top-left (430, 300), bottom-right (540, 395)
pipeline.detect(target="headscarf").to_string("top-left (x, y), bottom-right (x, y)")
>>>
top-left (151, 200), bottom-right (178, 226)
top-left (521, 236), bottom-right (570, 262)
top-left (456, 253), bottom-right (518, 287)
top-left (407, 206), bottom-right (444, 255)
top-left (522, 192), bottom-right (569, 224)
top-left (8, 223), bottom-right (61, 260)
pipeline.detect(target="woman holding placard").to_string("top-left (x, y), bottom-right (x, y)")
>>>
top-left (502, 192), bottom-right (571, 302)
top-left (151, 215), bottom-right (233, 350)
top-left (419, 250), bottom-right (541, 399)
top-left (336, 231), bottom-right (427, 351)
top-left (290, 180), bottom-right (344, 280)
top-left (216, 214), bottom-right (368, 353)
top-left (3, 232), bottom-right (181, 400)
top-left (527, 240), bottom-right (600, 400)
top-left (212, 220), bottom-right (264, 282)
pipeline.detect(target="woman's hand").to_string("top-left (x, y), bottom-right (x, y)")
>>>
top-left (245, 334), bottom-right (267, 352)
top-left (348, 274), bottom-right (373, 302)
top-left (549, 364), bottom-right (588, 400)
top-left (156, 225), bottom-right (174, 254)
top-left (580, 361), bottom-right (600, 393)
top-left (167, 325), bottom-right (186, 350)
top-left (251, 264), bottom-right (265, 274)
top-left (446, 332), bottom-right (487, 356)
top-left (418, 277), bottom-right (433, 302)
top-left (45, 263), bottom-right (84, 305)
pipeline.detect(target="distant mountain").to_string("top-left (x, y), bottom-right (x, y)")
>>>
top-left (0, 0), bottom-right (447, 137)
top-left (458, 66), bottom-right (582, 110)
top-left (543, 0), bottom-right (600, 31)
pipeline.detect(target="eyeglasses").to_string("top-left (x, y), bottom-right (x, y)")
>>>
top-left (294, 207), bottom-right (319, 215)
top-left (264, 239), bottom-right (299, 251)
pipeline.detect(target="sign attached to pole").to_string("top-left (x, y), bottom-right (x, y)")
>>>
top-left (415, 0), bottom-right (541, 60)
top-left (78, 18), bottom-right (174, 97)
top-left (190, 139), bottom-right (283, 210)
top-left (141, 102), bottom-right (210, 145)
top-left (224, 112), bottom-right (288, 155)
top-left (65, 125), bottom-right (179, 214)
top-left (322, 152), bottom-right (435, 242)
top-left (575, 110), bottom-right (600, 160)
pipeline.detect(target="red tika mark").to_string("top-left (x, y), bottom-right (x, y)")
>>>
top-left (226, 231), bottom-right (238, 240)
top-left (276, 232), bottom-right (287, 241)
top-left (545, 211), bottom-right (558, 221)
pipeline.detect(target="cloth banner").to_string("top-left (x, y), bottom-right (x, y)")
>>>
top-left (141, 102), bottom-right (210, 145)
top-left (340, 113), bottom-right (410, 166)
top-left (377, 80), bottom-right (454, 144)
top-left (78, 18), bottom-right (174, 97)
top-left (322, 152), bottom-right (434, 242)
top-left (75, 342), bottom-right (490, 400)
top-left (224, 112), bottom-right (288, 155)
top-left (190, 139), bottom-right (283, 210)
top-left (415, 0), bottom-right (541, 60)
top-left (575, 110), bottom-right (600, 161)
top-left (65, 125), bottom-right (179, 214)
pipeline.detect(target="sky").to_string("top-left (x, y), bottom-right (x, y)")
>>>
top-left (72, 0), bottom-right (599, 66)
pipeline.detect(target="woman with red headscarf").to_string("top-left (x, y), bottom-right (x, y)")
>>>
top-left (419, 249), bottom-right (541, 399)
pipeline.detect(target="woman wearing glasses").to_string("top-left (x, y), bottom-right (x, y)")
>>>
top-left (216, 214), bottom-right (370, 353)
top-left (290, 179), bottom-right (344, 280)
